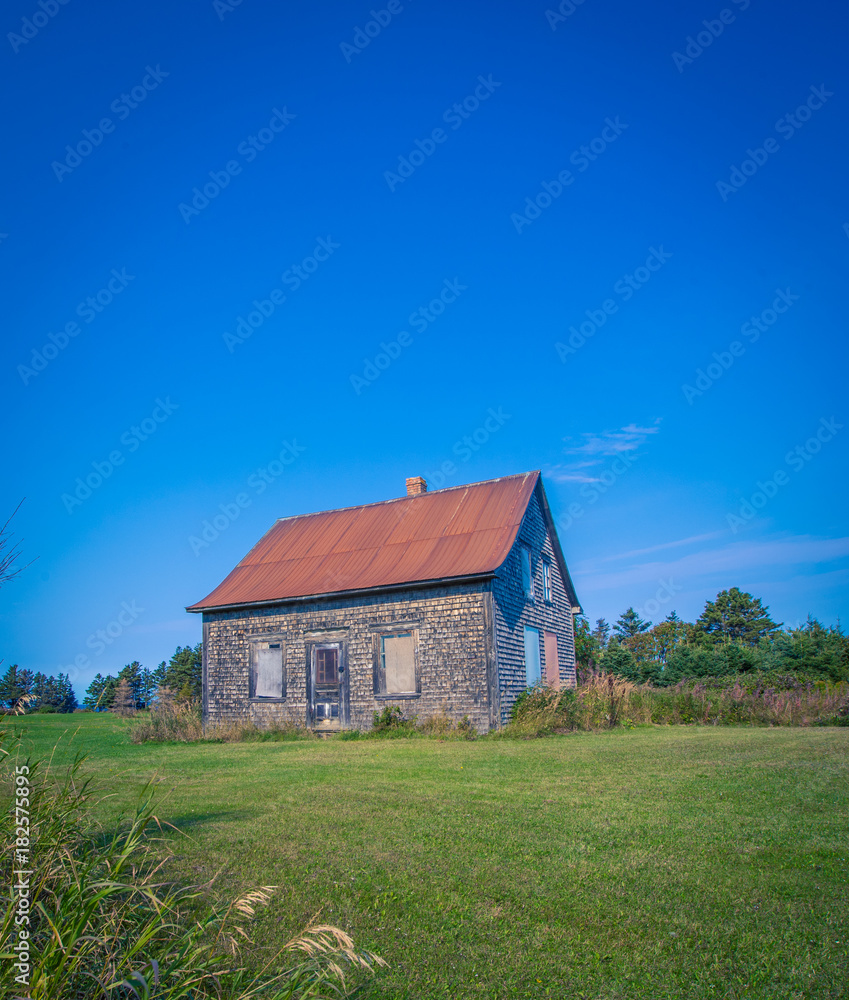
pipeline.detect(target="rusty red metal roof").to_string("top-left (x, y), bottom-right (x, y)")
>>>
top-left (187, 472), bottom-right (540, 611)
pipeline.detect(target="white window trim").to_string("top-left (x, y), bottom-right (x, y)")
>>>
top-left (542, 559), bottom-right (552, 603)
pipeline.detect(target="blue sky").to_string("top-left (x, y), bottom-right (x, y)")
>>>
top-left (1, 0), bottom-right (846, 697)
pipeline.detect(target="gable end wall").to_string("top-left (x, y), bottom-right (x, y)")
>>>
top-left (491, 486), bottom-right (576, 723)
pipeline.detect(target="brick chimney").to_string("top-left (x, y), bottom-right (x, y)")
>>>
top-left (406, 476), bottom-right (428, 496)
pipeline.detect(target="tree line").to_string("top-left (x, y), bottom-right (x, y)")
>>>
top-left (576, 588), bottom-right (848, 684)
top-left (0, 644), bottom-right (202, 714)
top-left (83, 644), bottom-right (202, 712)
top-left (0, 666), bottom-right (78, 713)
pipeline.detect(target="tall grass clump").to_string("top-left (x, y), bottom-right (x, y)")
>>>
top-left (129, 700), bottom-right (315, 744)
top-left (499, 670), bottom-right (849, 737)
top-left (0, 730), bottom-right (384, 998)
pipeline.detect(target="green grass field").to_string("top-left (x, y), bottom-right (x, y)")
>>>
top-left (4, 715), bottom-right (848, 999)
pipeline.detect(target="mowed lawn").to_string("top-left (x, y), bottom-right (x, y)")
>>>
top-left (4, 716), bottom-right (848, 1000)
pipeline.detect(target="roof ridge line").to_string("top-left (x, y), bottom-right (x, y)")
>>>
top-left (272, 471), bottom-right (539, 523)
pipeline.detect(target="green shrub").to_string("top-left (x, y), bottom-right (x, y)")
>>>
top-left (370, 705), bottom-right (417, 737)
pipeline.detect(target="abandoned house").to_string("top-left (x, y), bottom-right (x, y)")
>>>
top-left (187, 471), bottom-right (581, 733)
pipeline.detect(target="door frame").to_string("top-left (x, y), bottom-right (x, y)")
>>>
top-left (306, 640), bottom-right (349, 727)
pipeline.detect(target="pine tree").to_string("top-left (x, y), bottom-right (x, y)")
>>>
top-left (57, 673), bottom-right (78, 713)
top-left (163, 645), bottom-right (202, 699)
top-left (111, 678), bottom-right (136, 717)
top-left (0, 664), bottom-right (34, 711)
top-left (694, 588), bottom-right (781, 646)
top-left (83, 673), bottom-right (118, 711)
top-left (600, 638), bottom-right (639, 680)
top-left (101, 675), bottom-right (118, 711)
top-left (153, 661), bottom-right (167, 688)
top-left (83, 674), bottom-right (106, 710)
top-left (31, 672), bottom-right (48, 710)
top-left (614, 607), bottom-right (651, 639)
top-left (138, 666), bottom-right (155, 708)
top-left (592, 618), bottom-right (611, 648)
top-left (118, 661), bottom-right (143, 709)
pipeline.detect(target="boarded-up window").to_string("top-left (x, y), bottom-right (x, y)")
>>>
top-left (524, 626), bottom-right (541, 687)
top-left (251, 641), bottom-right (284, 698)
top-left (381, 633), bottom-right (416, 693)
top-left (544, 630), bottom-right (559, 688)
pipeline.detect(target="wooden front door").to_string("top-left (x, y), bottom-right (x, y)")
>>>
top-left (544, 630), bottom-right (560, 688)
top-left (310, 642), bottom-right (347, 730)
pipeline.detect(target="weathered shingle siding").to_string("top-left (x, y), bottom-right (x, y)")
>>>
top-left (491, 487), bottom-right (576, 724)
top-left (203, 582), bottom-right (494, 732)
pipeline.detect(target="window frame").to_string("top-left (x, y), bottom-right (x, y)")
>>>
top-left (523, 625), bottom-right (542, 687)
top-left (542, 559), bottom-right (552, 604)
top-left (315, 645), bottom-right (339, 685)
top-left (248, 636), bottom-right (286, 701)
top-left (373, 629), bottom-right (421, 699)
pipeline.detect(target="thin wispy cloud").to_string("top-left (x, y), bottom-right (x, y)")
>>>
top-left (574, 533), bottom-right (849, 594)
top-left (547, 419), bottom-right (662, 483)
top-left (564, 421), bottom-right (662, 457)
top-left (595, 530), bottom-right (727, 565)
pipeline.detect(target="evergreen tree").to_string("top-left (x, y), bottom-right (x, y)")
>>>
top-left (694, 588), bottom-right (781, 646)
top-left (600, 638), bottom-right (640, 680)
top-left (31, 672), bottom-right (47, 710)
top-left (0, 664), bottom-right (34, 711)
top-left (614, 607), bottom-right (651, 639)
top-left (666, 611), bottom-right (681, 624)
top-left (57, 673), bottom-right (78, 713)
top-left (101, 675), bottom-right (118, 711)
top-left (83, 673), bottom-right (118, 711)
top-left (111, 678), bottom-right (136, 716)
top-left (591, 618), bottom-right (611, 648)
top-left (163, 645), bottom-right (202, 699)
top-left (118, 661), bottom-right (144, 708)
top-left (138, 666), bottom-right (156, 708)
top-left (83, 673), bottom-right (106, 710)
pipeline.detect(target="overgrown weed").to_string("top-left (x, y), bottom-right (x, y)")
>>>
top-left (129, 701), bottom-right (316, 744)
top-left (497, 670), bottom-right (849, 737)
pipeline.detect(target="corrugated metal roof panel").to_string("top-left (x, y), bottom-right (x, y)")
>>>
top-left (187, 471), bottom-right (539, 610)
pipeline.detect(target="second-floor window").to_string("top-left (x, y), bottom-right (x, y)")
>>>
top-left (543, 560), bottom-right (552, 603)
top-left (522, 547), bottom-right (534, 600)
